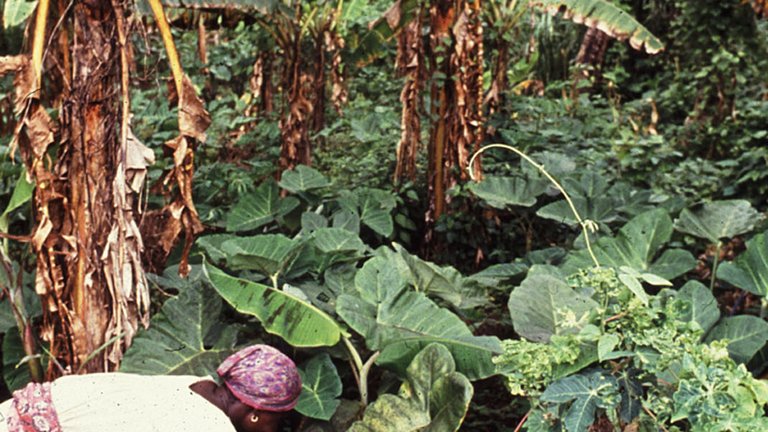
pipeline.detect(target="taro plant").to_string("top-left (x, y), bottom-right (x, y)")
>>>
top-left (674, 200), bottom-right (765, 291)
top-left (717, 229), bottom-right (768, 317)
top-left (123, 166), bottom-right (511, 428)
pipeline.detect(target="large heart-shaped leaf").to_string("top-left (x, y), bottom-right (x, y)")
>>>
top-left (704, 315), bottom-right (768, 364)
top-left (562, 209), bottom-right (696, 280)
top-left (358, 189), bottom-right (397, 237)
top-left (468, 176), bottom-right (548, 209)
top-left (121, 281), bottom-right (237, 375)
top-left (676, 281), bottom-right (720, 334)
top-left (203, 261), bottom-right (342, 347)
top-left (226, 181), bottom-right (281, 232)
top-left (537, 172), bottom-right (619, 227)
top-left (376, 335), bottom-right (502, 381)
top-left (296, 353), bottom-right (342, 421)
top-left (717, 230), bottom-right (768, 297)
top-left (674, 200), bottom-right (764, 244)
top-left (508, 266), bottom-right (599, 342)
top-left (349, 344), bottom-right (472, 432)
top-left (396, 245), bottom-right (485, 309)
top-left (337, 256), bottom-right (499, 379)
top-left (197, 234), bottom-right (237, 265)
top-left (310, 228), bottom-right (368, 271)
top-left (222, 234), bottom-right (303, 278)
top-left (338, 188), bottom-right (397, 237)
top-left (537, 195), bottom-right (618, 227)
top-left (279, 165), bottom-right (330, 193)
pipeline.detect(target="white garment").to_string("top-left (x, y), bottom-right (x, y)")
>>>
top-left (0, 373), bottom-right (235, 432)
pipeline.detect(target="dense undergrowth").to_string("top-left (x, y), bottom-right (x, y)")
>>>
top-left (2, 1), bottom-right (768, 431)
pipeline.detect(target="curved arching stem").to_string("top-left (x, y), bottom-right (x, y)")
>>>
top-left (469, 143), bottom-right (601, 268)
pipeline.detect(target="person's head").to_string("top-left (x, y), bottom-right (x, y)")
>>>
top-left (216, 345), bottom-right (302, 432)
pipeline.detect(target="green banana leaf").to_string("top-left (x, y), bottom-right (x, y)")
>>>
top-left (531, 0), bottom-right (664, 54)
top-left (203, 261), bottom-right (342, 347)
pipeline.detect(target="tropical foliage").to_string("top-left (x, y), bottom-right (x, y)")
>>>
top-left (1, 0), bottom-right (768, 431)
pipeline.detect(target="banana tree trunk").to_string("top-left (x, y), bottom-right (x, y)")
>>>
top-left (394, 11), bottom-right (423, 183)
top-left (426, 0), bottom-right (484, 231)
top-left (278, 6), bottom-right (313, 173)
top-left (25, 0), bottom-right (149, 374)
top-left (573, 26), bottom-right (611, 92)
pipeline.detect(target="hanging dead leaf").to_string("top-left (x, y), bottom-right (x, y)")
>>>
top-left (168, 74), bottom-right (211, 143)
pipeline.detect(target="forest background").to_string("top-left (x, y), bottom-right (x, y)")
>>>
top-left (1, 0), bottom-right (768, 431)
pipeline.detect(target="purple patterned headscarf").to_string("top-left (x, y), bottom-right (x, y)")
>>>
top-left (217, 345), bottom-right (302, 412)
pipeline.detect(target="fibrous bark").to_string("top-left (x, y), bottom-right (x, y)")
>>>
top-left (2, 1), bottom-right (151, 374)
top-left (426, 0), bottom-right (484, 227)
top-left (394, 11), bottom-right (423, 183)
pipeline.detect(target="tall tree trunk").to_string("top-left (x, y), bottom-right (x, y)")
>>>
top-left (11, 1), bottom-right (150, 375)
top-left (394, 11), bottom-right (423, 184)
top-left (426, 0), bottom-right (484, 235)
top-left (312, 30), bottom-right (326, 133)
top-left (279, 6), bottom-right (313, 174)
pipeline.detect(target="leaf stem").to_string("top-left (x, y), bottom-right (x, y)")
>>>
top-left (359, 351), bottom-right (380, 407)
top-left (469, 144), bottom-right (600, 268)
top-left (710, 241), bottom-right (721, 293)
top-left (342, 336), bottom-right (367, 405)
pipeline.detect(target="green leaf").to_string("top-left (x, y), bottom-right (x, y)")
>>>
top-left (313, 228), bottom-right (367, 255)
top-left (196, 234), bottom-right (237, 265)
top-left (3, 0), bottom-right (37, 29)
top-left (225, 181), bottom-right (281, 232)
top-left (562, 209), bottom-right (696, 280)
top-left (1, 169), bottom-right (33, 219)
top-left (222, 234), bottom-right (302, 278)
top-left (396, 244), bottom-right (481, 309)
top-left (357, 188), bottom-right (396, 237)
top-left (350, 0), bottom-right (420, 67)
top-left (676, 280), bottom-right (720, 333)
top-left (121, 281), bottom-right (237, 375)
top-left (332, 209), bottom-right (361, 234)
top-left (3, 329), bottom-right (30, 391)
top-left (203, 261), bottom-right (342, 347)
top-left (597, 334), bottom-right (620, 362)
top-left (468, 176), bottom-right (547, 209)
top-left (337, 257), bottom-right (499, 379)
top-left (531, 0), bottom-right (665, 54)
top-left (537, 196), bottom-right (617, 227)
top-left (508, 266), bottom-right (599, 342)
top-left (674, 200), bottom-right (764, 244)
top-left (540, 371), bottom-right (619, 432)
top-left (377, 336), bottom-right (501, 381)
top-left (310, 228), bottom-right (368, 271)
top-left (618, 273), bottom-right (649, 306)
top-left (279, 165), bottom-right (330, 193)
top-left (705, 315), bottom-right (768, 364)
top-left (301, 212), bottom-right (328, 234)
top-left (349, 343), bottom-right (472, 432)
top-left (296, 353), bottom-right (342, 421)
top-left (717, 230), bottom-right (768, 297)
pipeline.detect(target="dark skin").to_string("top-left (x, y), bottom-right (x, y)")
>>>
top-left (189, 380), bottom-right (286, 432)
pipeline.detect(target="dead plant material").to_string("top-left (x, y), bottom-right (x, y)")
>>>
top-left (326, 31), bottom-right (348, 115)
top-left (394, 13), bottom-right (423, 183)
